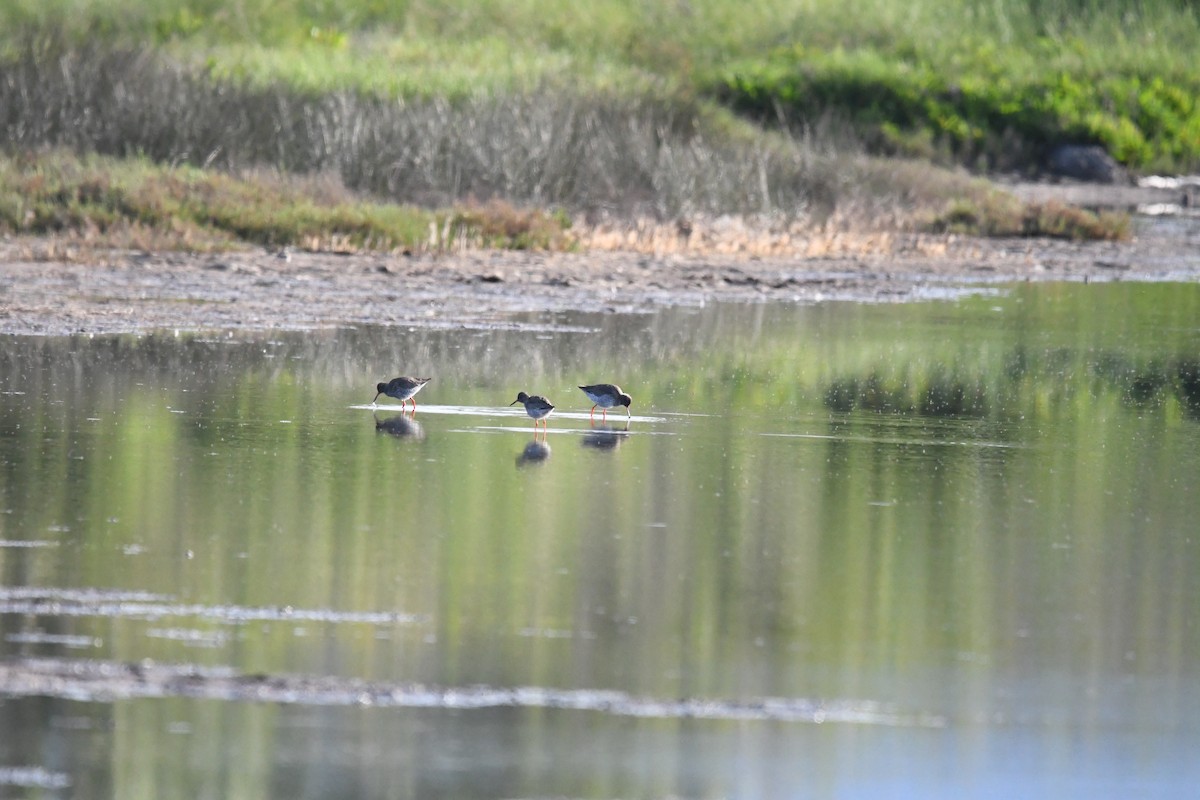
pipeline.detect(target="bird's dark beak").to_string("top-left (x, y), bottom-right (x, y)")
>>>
top-left (372, 392), bottom-right (381, 404)
top-left (509, 399), bottom-right (519, 406)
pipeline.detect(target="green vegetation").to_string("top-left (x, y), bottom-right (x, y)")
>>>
top-left (713, 43), bottom-right (1200, 173)
top-left (2, 0), bottom-right (1191, 249)
top-left (0, 151), bottom-right (572, 252)
top-left (813, 283), bottom-right (1200, 419)
top-left (821, 351), bottom-right (1200, 419)
top-left (926, 195), bottom-right (1130, 239)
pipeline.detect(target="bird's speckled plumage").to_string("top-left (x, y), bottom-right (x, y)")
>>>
top-left (373, 376), bottom-right (431, 410)
top-left (579, 383), bottom-right (632, 420)
top-left (511, 391), bottom-right (555, 431)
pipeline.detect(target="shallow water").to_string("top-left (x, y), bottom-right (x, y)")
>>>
top-left (2, 282), bottom-right (1200, 798)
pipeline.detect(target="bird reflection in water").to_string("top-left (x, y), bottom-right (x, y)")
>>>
top-left (581, 424), bottom-right (629, 452)
top-left (374, 412), bottom-right (425, 440)
top-left (516, 439), bottom-right (552, 467)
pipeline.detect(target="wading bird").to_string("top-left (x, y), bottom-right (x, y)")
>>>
top-left (372, 376), bottom-right (431, 412)
top-left (510, 391), bottom-right (555, 434)
top-left (578, 383), bottom-right (632, 422)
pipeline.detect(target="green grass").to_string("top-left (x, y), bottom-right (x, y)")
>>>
top-left (189, 37), bottom-right (604, 99)
top-left (6, 0), bottom-right (1195, 97)
top-left (925, 194), bottom-right (1130, 240)
top-left (0, 151), bottom-right (573, 252)
top-left (711, 37), bottom-right (1200, 172)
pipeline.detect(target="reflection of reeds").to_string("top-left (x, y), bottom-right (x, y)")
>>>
top-left (1111, 358), bottom-right (1200, 419)
top-left (1093, 355), bottom-right (1200, 412)
top-left (824, 354), bottom-right (1200, 419)
top-left (920, 374), bottom-right (989, 417)
top-left (824, 371), bottom-right (988, 418)
top-left (1123, 367), bottom-right (1170, 408)
top-left (1178, 360), bottom-right (1200, 419)
top-left (4, 298), bottom-right (1197, 727)
top-left (823, 373), bottom-right (917, 414)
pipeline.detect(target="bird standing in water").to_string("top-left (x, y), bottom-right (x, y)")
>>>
top-left (373, 376), bottom-right (431, 412)
top-left (578, 384), bottom-right (632, 422)
top-left (510, 391), bottom-right (555, 434)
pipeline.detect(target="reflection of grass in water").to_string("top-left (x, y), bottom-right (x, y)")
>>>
top-left (823, 353), bottom-right (1200, 420)
top-left (1106, 357), bottom-right (1200, 420)
top-left (823, 370), bottom-right (988, 418)
top-left (1091, 352), bottom-right (1179, 411)
top-left (1178, 361), bottom-right (1200, 419)
top-left (4, 298), bottom-right (1198, 718)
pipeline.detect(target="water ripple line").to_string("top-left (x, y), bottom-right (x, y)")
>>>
top-left (0, 587), bottom-right (424, 626)
top-left (0, 658), bottom-right (946, 729)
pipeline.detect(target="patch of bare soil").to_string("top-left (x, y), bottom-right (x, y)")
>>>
top-left (1, 211), bottom-right (1198, 336)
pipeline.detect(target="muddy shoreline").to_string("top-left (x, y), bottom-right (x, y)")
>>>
top-left (2, 217), bottom-right (1198, 336)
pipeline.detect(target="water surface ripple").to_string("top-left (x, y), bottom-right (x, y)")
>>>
top-left (0, 657), bottom-right (944, 728)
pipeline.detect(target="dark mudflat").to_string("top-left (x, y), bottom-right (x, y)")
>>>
top-left (2, 219), bottom-right (1197, 336)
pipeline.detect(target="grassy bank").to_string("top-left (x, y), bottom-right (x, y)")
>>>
top-left (0, 151), bottom-right (573, 253)
top-left (3, 0), bottom-right (1195, 173)
top-left (5, 42), bottom-right (1033, 248)
top-left (0, 1), bottom-right (1179, 250)
top-left (0, 149), bottom-right (1126, 255)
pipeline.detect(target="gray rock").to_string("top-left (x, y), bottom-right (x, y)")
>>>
top-left (1046, 144), bottom-right (1127, 184)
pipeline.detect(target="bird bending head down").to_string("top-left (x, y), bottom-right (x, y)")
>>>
top-left (578, 384), bottom-right (633, 419)
top-left (372, 376), bottom-right (431, 410)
